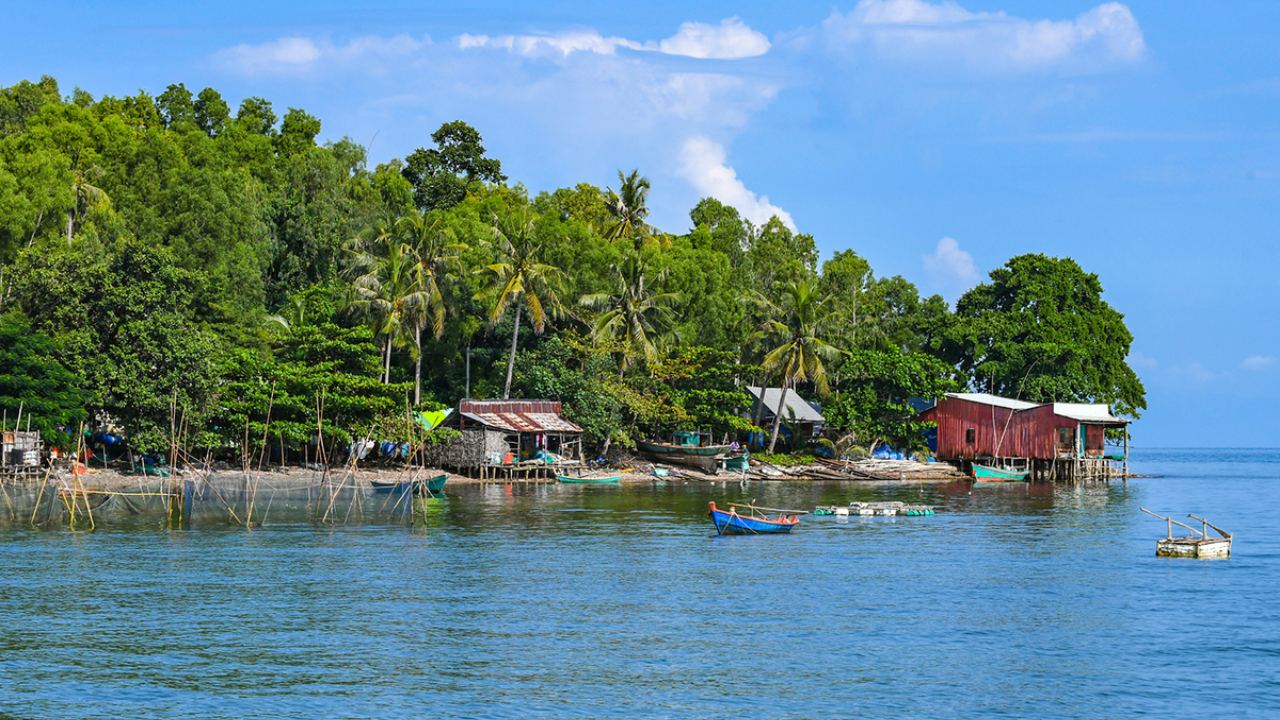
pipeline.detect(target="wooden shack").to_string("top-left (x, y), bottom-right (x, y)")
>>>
top-left (744, 386), bottom-right (825, 449)
top-left (918, 393), bottom-right (1129, 481)
top-left (428, 399), bottom-right (583, 480)
top-left (1, 430), bottom-right (43, 477)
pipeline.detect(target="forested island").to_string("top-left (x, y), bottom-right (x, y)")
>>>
top-left (0, 76), bottom-right (1146, 462)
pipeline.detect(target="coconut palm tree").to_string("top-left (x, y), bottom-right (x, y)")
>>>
top-left (477, 208), bottom-right (563, 399)
top-left (66, 166), bottom-right (110, 242)
top-left (604, 169), bottom-right (651, 250)
top-left (757, 277), bottom-right (840, 453)
top-left (580, 252), bottom-right (678, 375)
top-left (397, 209), bottom-right (464, 404)
top-left (348, 237), bottom-right (428, 385)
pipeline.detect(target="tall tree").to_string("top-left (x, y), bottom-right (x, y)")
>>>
top-left (478, 208), bottom-right (562, 399)
top-left (402, 121), bottom-right (505, 212)
top-left (757, 277), bottom-right (840, 452)
top-left (580, 252), bottom-right (678, 374)
top-left (396, 209), bottom-right (463, 404)
top-left (604, 169), bottom-right (651, 250)
top-left (347, 231), bottom-right (427, 385)
top-left (944, 253), bottom-right (1145, 416)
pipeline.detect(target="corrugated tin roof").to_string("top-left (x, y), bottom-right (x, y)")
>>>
top-left (747, 386), bottom-right (825, 423)
top-left (1051, 403), bottom-right (1128, 424)
top-left (458, 399), bottom-right (582, 433)
top-left (946, 393), bottom-right (1039, 410)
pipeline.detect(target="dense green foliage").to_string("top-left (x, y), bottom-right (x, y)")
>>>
top-left (0, 76), bottom-right (1146, 458)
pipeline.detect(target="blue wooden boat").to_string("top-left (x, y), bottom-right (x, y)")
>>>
top-left (708, 501), bottom-right (801, 535)
top-left (371, 474), bottom-right (448, 497)
top-left (971, 464), bottom-right (1030, 482)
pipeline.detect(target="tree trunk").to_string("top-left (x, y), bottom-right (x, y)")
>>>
top-left (65, 210), bottom-right (74, 243)
top-left (413, 323), bottom-right (423, 406)
top-left (503, 302), bottom-right (522, 400)
top-left (383, 335), bottom-right (392, 384)
top-left (767, 381), bottom-right (789, 453)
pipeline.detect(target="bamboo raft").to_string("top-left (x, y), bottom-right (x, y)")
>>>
top-left (813, 501), bottom-right (936, 517)
top-left (1141, 508), bottom-right (1233, 558)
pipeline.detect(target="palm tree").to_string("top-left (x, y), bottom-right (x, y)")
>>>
top-left (348, 237), bottom-right (428, 384)
top-left (604, 169), bottom-right (651, 250)
top-left (757, 277), bottom-right (840, 453)
top-left (397, 209), bottom-right (464, 404)
top-left (66, 166), bottom-right (110, 242)
top-left (580, 252), bottom-right (678, 375)
top-left (477, 208), bottom-right (563, 399)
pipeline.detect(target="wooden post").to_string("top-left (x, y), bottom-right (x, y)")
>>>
top-left (1123, 427), bottom-right (1129, 479)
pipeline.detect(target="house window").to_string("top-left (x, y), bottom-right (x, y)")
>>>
top-left (1058, 427), bottom-right (1072, 446)
top-left (965, 428), bottom-right (976, 444)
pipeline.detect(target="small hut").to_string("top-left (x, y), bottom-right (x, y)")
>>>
top-left (918, 392), bottom-right (1129, 480)
top-left (745, 386), bottom-right (825, 448)
top-left (1, 430), bottom-right (42, 477)
top-left (429, 399), bottom-right (583, 480)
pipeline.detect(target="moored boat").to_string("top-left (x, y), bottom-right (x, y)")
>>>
top-left (971, 464), bottom-right (1030, 482)
top-left (556, 473), bottom-right (621, 484)
top-left (707, 501), bottom-right (802, 535)
top-left (639, 431), bottom-right (738, 474)
top-left (371, 473), bottom-right (448, 497)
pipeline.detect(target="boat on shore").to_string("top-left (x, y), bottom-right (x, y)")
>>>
top-left (971, 463), bottom-right (1030, 482)
top-left (556, 473), bottom-right (621, 484)
top-left (708, 501), bottom-right (802, 535)
top-left (371, 474), bottom-right (448, 497)
top-left (639, 431), bottom-right (742, 473)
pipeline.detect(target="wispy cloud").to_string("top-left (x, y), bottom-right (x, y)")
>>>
top-left (677, 136), bottom-right (795, 230)
top-left (821, 0), bottom-right (1145, 72)
top-left (1241, 355), bottom-right (1276, 370)
top-left (922, 236), bottom-right (979, 296)
top-left (456, 17), bottom-right (770, 60)
top-left (212, 34), bottom-right (429, 76)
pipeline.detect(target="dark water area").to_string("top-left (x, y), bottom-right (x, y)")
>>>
top-left (2, 448), bottom-right (1278, 718)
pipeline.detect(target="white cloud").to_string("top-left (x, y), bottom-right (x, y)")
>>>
top-left (922, 236), bottom-right (979, 289)
top-left (677, 136), bottom-right (795, 230)
top-left (213, 34), bottom-right (428, 75)
top-left (1241, 355), bottom-right (1276, 370)
top-left (822, 0), bottom-right (1145, 71)
top-left (457, 17), bottom-right (770, 60)
top-left (658, 18), bottom-right (771, 59)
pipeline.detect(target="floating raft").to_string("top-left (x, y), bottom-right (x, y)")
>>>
top-left (814, 501), bottom-right (935, 517)
top-left (1142, 507), bottom-right (1232, 559)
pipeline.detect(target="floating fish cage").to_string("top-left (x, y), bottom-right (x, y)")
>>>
top-left (814, 501), bottom-right (935, 517)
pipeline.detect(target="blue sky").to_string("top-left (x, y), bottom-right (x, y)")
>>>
top-left (4, 1), bottom-right (1277, 447)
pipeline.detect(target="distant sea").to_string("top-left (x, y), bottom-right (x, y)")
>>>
top-left (1, 447), bottom-right (1277, 718)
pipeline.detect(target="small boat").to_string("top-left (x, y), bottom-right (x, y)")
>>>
top-left (971, 463), bottom-right (1030, 482)
top-left (638, 437), bottom-right (732, 473)
top-left (708, 501), bottom-right (802, 535)
top-left (556, 473), bottom-right (621, 484)
top-left (371, 474), bottom-right (448, 497)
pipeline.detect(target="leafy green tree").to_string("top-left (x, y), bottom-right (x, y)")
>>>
top-left (757, 277), bottom-right (840, 452)
top-left (513, 334), bottom-right (622, 450)
top-left (945, 254), bottom-right (1145, 416)
top-left (688, 197), bottom-right (750, 267)
top-left (193, 87), bottom-right (229, 136)
top-left (347, 232), bottom-right (427, 385)
top-left (402, 120), bottom-right (505, 212)
top-left (0, 313), bottom-right (86, 441)
top-left (236, 97), bottom-right (277, 134)
top-left (397, 209), bottom-right (464, 404)
top-left (477, 206), bottom-right (563, 399)
top-left (824, 350), bottom-right (957, 453)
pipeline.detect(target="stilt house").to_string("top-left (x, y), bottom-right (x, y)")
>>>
top-left (429, 399), bottom-right (582, 480)
top-left (918, 393), bottom-right (1129, 480)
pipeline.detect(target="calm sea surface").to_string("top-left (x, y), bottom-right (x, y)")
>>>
top-left (2, 448), bottom-right (1278, 719)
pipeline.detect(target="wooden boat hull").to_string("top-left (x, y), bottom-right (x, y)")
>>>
top-left (708, 502), bottom-right (799, 535)
top-left (371, 474), bottom-right (448, 497)
top-left (557, 474), bottom-right (621, 484)
top-left (638, 441), bottom-right (727, 473)
top-left (971, 464), bottom-right (1030, 481)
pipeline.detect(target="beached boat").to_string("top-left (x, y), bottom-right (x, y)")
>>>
top-left (708, 501), bottom-right (802, 535)
top-left (638, 433), bottom-right (734, 473)
top-left (556, 473), bottom-right (621, 484)
top-left (971, 464), bottom-right (1030, 482)
top-left (371, 474), bottom-right (448, 497)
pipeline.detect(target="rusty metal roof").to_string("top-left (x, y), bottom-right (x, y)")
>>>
top-left (458, 400), bottom-right (582, 433)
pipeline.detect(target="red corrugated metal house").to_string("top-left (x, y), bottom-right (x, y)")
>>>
top-left (918, 393), bottom-right (1129, 476)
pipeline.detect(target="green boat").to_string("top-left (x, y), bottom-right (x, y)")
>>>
top-left (971, 464), bottom-right (1030, 482)
top-left (638, 432), bottom-right (731, 474)
top-left (557, 473), bottom-right (621, 484)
